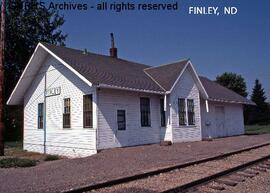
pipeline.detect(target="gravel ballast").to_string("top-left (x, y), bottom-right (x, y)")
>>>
top-left (0, 134), bottom-right (270, 193)
top-left (89, 145), bottom-right (270, 192)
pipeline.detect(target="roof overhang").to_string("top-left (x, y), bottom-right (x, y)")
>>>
top-left (208, 98), bottom-right (256, 105)
top-left (7, 44), bottom-right (48, 105)
top-left (97, 83), bottom-right (165, 95)
top-left (7, 43), bottom-right (93, 105)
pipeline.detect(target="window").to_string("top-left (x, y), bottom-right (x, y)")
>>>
top-left (140, 97), bottom-right (151, 127)
top-left (83, 95), bottom-right (93, 128)
top-left (117, 110), bottom-right (126, 130)
top-left (38, 103), bottom-right (44, 129)
top-left (160, 99), bottom-right (166, 127)
top-left (63, 98), bottom-right (71, 128)
top-left (178, 98), bottom-right (186, 125)
top-left (187, 99), bottom-right (195, 125)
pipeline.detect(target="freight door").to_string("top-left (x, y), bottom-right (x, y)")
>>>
top-left (215, 106), bottom-right (226, 137)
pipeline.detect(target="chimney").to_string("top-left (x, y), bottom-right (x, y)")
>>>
top-left (109, 33), bottom-right (118, 58)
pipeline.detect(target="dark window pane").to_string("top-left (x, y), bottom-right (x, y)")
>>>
top-left (160, 99), bottom-right (166, 127)
top-left (83, 95), bottom-right (93, 128)
top-left (178, 98), bottom-right (186, 125)
top-left (187, 99), bottom-right (195, 125)
top-left (63, 98), bottom-right (71, 128)
top-left (38, 103), bottom-right (44, 129)
top-left (140, 98), bottom-right (151, 127)
top-left (117, 110), bottom-right (126, 130)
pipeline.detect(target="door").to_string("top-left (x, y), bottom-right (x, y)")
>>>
top-left (114, 109), bottom-right (128, 147)
top-left (215, 106), bottom-right (225, 137)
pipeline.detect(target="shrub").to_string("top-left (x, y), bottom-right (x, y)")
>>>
top-left (0, 158), bottom-right (36, 168)
top-left (44, 154), bottom-right (60, 161)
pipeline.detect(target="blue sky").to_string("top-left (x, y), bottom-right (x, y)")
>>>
top-left (54, 0), bottom-right (270, 100)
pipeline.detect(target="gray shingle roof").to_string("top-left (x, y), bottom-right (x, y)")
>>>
top-left (144, 60), bottom-right (189, 91)
top-left (42, 43), bottom-right (254, 104)
top-left (42, 43), bottom-right (164, 93)
top-left (199, 76), bottom-right (255, 105)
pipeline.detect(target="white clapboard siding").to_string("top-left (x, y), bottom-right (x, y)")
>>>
top-left (170, 66), bottom-right (202, 142)
top-left (24, 56), bottom-right (97, 157)
top-left (201, 100), bottom-right (244, 138)
top-left (97, 89), bottom-right (162, 150)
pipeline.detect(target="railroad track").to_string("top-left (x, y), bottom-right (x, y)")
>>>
top-left (63, 143), bottom-right (270, 193)
top-left (183, 158), bottom-right (270, 193)
top-left (165, 155), bottom-right (270, 193)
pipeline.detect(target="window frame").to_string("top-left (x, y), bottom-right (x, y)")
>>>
top-left (178, 98), bottom-right (186, 126)
top-left (117, 110), bottom-right (126, 130)
top-left (187, 99), bottom-right (195, 125)
top-left (160, 98), bottom-right (166, 127)
top-left (140, 97), bottom-right (151, 127)
top-left (63, 98), bottom-right (71, 128)
top-left (38, 103), bottom-right (44, 129)
top-left (83, 94), bottom-right (93, 128)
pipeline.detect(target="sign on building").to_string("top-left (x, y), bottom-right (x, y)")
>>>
top-left (45, 87), bottom-right (61, 97)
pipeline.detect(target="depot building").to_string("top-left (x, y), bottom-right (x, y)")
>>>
top-left (7, 39), bottom-right (254, 157)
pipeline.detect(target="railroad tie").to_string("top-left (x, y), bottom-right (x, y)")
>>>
top-left (259, 165), bottom-right (270, 169)
top-left (236, 172), bottom-right (255, 178)
top-left (243, 170), bottom-right (259, 175)
top-left (228, 176), bottom-right (245, 182)
top-left (251, 167), bottom-right (267, 172)
top-left (208, 185), bottom-right (225, 191)
top-left (264, 163), bottom-right (270, 166)
top-left (215, 179), bottom-right (237, 186)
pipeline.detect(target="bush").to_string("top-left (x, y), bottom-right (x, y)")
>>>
top-left (44, 155), bottom-right (60, 161)
top-left (0, 158), bottom-right (36, 168)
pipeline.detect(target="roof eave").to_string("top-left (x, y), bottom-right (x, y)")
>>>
top-left (208, 98), bottom-right (256, 105)
top-left (97, 83), bottom-right (165, 95)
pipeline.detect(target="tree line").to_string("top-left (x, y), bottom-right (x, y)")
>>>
top-left (216, 72), bottom-right (270, 125)
top-left (4, 0), bottom-right (66, 141)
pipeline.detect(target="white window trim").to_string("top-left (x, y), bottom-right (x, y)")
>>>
top-left (179, 98), bottom-right (196, 127)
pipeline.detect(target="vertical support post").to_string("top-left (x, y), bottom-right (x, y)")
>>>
top-left (43, 72), bottom-right (47, 154)
top-left (0, 0), bottom-right (5, 156)
top-left (164, 94), bottom-right (167, 111)
top-left (205, 99), bottom-right (209, 113)
top-left (93, 87), bottom-right (98, 152)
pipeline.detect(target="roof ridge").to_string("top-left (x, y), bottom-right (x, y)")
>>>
top-left (144, 58), bottom-right (190, 70)
top-left (41, 42), bottom-right (151, 68)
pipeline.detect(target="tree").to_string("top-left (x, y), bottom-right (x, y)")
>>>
top-left (3, 0), bottom-right (67, 140)
top-left (216, 72), bottom-right (248, 97)
top-left (251, 79), bottom-right (268, 111)
top-left (246, 79), bottom-right (270, 124)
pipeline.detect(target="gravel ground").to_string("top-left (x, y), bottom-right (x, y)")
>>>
top-left (90, 145), bottom-right (270, 193)
top-left (0, 134), bottom-right (270, 193)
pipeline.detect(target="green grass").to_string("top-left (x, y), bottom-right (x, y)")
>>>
top-left (44, 154), bottom-right (60, 161)
top-left (0, 157), bottom-right (36, 168)
top-left (245, 125), bottom-right (270, 135)
top-left (1, 141), bottom-right (63, 168)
